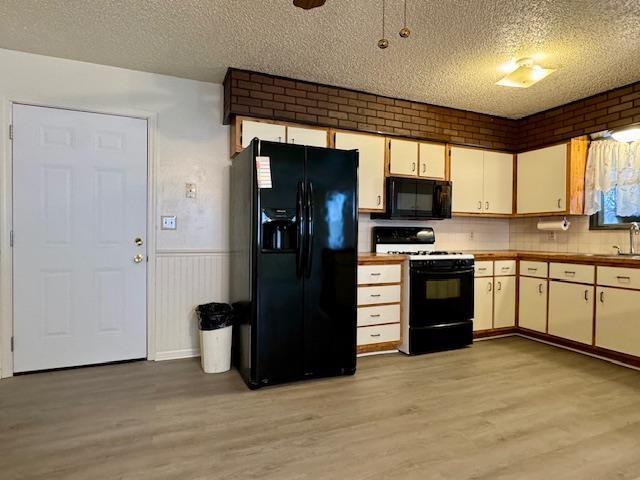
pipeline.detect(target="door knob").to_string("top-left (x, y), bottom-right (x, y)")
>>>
top-left (134, 237), bottom-right (144, 246)
top-left (133, 254), bottom-right (144, 264)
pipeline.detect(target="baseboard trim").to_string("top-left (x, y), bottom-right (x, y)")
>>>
top-left (155, 348), bottom-right (200, 361)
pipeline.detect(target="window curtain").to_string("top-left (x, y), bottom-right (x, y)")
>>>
top-left (584, 140), bottom-right (640, 216)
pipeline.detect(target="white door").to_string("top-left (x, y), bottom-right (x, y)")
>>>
top-left (241, 120), bottom-right (286, 148)
top-left (483, 151), bottom-right (513, 214)
top-left (335, 132), bottom-right (385, 211)
top-left (450, 147), bottom-right (484, 213)
top-left (12, 104), bottom-right (148, 372)
top-left (494, 276), bottom-right (516, 328)
top-left (286, 126), bottom-right (327, 147)
top-left (388, 139), bottom-right (419, 176)
top-left (418, 143), bottom-right (446, 179)
top-left (517, 144), bottom-right (567, 214)
top-left (473, 278), bottom-right (494, 331)
top-left (595, 287), bottom-right (640, 357)
top-left (518, 277), bottom-right (548, 333)
top-left (548, 281), bottom-right (593, 344)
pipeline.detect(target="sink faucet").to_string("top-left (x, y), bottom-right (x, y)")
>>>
top-left (630, 222), bottom-right (640, 255)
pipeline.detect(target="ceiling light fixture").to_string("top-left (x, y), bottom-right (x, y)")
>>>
top-left (377, 0), bottom-right (389, 49)
top-left (495, 57), bottom-right (555, 88)
top-left (399, 0), bottom-right (410, 38)
top-left (610, 124), bottom-right (640, 143)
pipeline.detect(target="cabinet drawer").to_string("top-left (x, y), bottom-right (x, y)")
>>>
top-left (357, 323), bottom-right (401, 346)
top-left (550, 263), bottom-right (595, 284)
top-left (357, 264), bottom-right (401, 285)
top-left (357, 304), bottom-right (400, 327)
top-left (520, 261), bottom-right (548, 278)
top-left (474, 261), bottom-right (494, 277)
top-left (357, 285), bottom-right (401, 305)
top-left (495, 260), bottom-right (516, 276)
top-left (597, 266), bottom-right (640, 290)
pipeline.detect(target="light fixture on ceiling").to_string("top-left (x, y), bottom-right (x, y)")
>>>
top-left (610, 124), bottom-right (640, 143)
top-left (399, 0), bottom-right (410, 38)
top-left (378, 0), bottom-right (389, 49)
top-left (495, 58), bottom-right (555, 88)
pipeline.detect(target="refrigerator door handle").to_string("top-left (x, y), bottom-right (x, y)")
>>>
top-left (305, 181), bottom-right (314, 278)
top-left (296, 181), bottom-right (305, 278)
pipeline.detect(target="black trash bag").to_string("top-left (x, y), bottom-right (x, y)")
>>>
top-left (196, 302), bottom-right (233, 331)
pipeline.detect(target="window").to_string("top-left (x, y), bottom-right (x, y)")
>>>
top-left (590, 190), bottom-right (640, 229)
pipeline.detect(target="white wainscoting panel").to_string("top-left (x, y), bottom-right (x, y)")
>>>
top-left (155, 251), bottom-right (229, 360)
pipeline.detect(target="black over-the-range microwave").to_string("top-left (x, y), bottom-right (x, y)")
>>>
top-left (371, 176), bottom-right (452, 220)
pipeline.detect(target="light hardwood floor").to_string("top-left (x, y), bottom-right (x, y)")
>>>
top-left (2, 337), bottom-right (640, 480)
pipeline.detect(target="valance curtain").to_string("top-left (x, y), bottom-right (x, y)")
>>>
top-left (584, 139), bottom-right (640, 216)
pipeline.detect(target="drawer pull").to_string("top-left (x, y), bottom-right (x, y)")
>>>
top-left (370, 333), bottom-right (381, 338)
top-left (528, 268), bottom-right (538, 272)
top-left (478, 267), bottom-right (487, 271)
top-left (369, 314), bottom-right (381, 318)
top-left (617, 276), bottom-right (631, 282)
top-left (564, 271), bottom-right (576, 276)
top-left (370, 294), bottom-right (381, 297)
top-left (370, 272), bottom-right (381, 276)
top-left (501, 266), bottom-right (510, 270)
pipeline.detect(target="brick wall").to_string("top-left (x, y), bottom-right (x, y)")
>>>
top-left (518, 82), bottom-right (640, 150)
top-left (223, 68), bottom-right (640, 152)
top-left (223, 68), bottom-right (517, 151)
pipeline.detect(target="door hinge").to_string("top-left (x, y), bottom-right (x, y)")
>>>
top-left (11, 337), bottom-right (14, 352)
top-left (9, 230), bottom-right (14, 247)
top-left (9, 124), bottom-right (13, 140)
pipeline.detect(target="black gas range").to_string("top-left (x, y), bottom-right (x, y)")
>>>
top-left (372, 227), bottom-right (474, 355)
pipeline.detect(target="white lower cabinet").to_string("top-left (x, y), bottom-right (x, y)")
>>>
top-left (595, 287), bottom-right (640, 357)
top-left (548, 281), bottom-right (593, 344)
top-left (518, 276), bottom-right (547, 333)
top-left (473, 278), bottom-right (494, 331)
top-left (494, 276), bottom-right (516, 328)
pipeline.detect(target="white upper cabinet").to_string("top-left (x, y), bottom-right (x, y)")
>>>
top-left (241, 120), bottom-right (286, 148)
top-left (483, 151), bottom-right (513, 214)
top-left (450, 147), bottom-right (484, 213)
top-left (286, 126), bottom-right (327, 147)
top-left (450, 146), bottom-right (513, 215)
top-left (517, 143), bottom-right (567, 214)
top-left (418, 143), bottom-right (446, 179)
top-left (334, 131), bottom-right (385, 211)
top-left (389, 139), bottom-right (419, 176)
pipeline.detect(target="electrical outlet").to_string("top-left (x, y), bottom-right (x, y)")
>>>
top-left (469, 231), bottom-right (474, 240)
top-left (161, 216), bottom-right (177, 230)
top-left (548, 231), bottom-right (556, 241)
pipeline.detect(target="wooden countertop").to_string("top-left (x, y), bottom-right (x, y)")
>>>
top-left (357, 253), bottom-right (407, 263)
top-left (468, 250), bottom-right (640, 266)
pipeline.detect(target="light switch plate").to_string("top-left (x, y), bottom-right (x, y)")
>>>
top-left (185, 183), bottom-right (197, 199)
top-left (161, 216), bottom-right (177, 230)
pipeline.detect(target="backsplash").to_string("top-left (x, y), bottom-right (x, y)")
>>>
top-left (510, 216), bottom-right (632, 254)
top-left (358, 215), bottom-right (510, 252)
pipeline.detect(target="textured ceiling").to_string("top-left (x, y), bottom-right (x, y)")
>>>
top-left (1, 0), bottom-right (639, 118)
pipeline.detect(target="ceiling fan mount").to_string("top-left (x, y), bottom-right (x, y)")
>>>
top-left (293, 0), bottom-right (327, 10)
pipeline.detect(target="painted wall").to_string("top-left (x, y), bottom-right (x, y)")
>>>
top-left (0, 48), bottom-right (230, 374)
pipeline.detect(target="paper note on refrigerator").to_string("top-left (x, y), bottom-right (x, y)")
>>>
top-left (256, 156), bottom-right (272, 189)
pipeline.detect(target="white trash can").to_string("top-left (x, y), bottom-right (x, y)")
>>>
top-left (200, 325), bottom-right (233, 373)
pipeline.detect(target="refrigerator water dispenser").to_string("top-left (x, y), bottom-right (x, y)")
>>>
top-left (261, 208), bottom-right (297, 251)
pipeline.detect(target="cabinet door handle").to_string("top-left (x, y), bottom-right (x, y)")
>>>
top-left (488, 281), bottom-right (493, 292)
top-left (377, 195), bottom-right (381, 206)
top-left (422, 163), bottom-right (426, 173)
top-left (538, 283), bottom-right (543, 294)
top-left (478, 201), bottom-right (482, 210)
top-left (557, 198), bottom-right (562, 208)
top-left (600, 291), bottom-right (605, 303)
top-left (485, 201), bottom-right (489, 210)
top-left (584, 290), bottom-right (589, 301)
top-left (412, 162), bottom-right (416, 172)
top-left (496, 281), bottom-right (502, 291)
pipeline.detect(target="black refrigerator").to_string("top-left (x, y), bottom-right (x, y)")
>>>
top-left (230, 139), bottom-right (358, 389)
